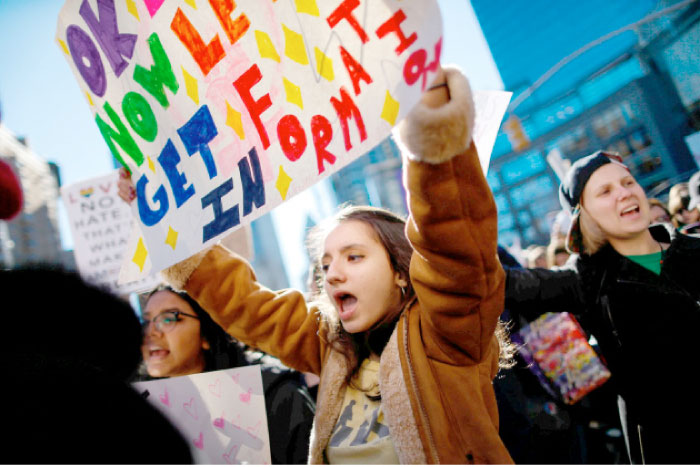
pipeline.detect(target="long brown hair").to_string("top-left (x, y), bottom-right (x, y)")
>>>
top-left (307, 205), bottom-right (413, 384)
top-left (307, 204), bottom-right (514, 383)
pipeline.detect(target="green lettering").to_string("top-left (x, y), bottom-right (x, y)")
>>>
top-left (95, 101), bottom-right (144, 168)
top-left (133, 32), bottom-right (179, 108)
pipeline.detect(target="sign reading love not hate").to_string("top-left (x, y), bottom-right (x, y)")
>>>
top-left (61, 170), bottom-right (160, 294)
top-left (56, 0), bottom-right (444, 274)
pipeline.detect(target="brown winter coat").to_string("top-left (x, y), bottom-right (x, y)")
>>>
top-left (162, 67), bottom-right (512, 464)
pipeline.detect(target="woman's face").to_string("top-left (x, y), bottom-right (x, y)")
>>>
top-left (649, 205), bottom-right (671, 224)
top-left (581, 163), bottom-right (650, 241)
top-left (321, 220), bottom-right (405, 334)
top-left (141, 291), bottom-right (208, 378)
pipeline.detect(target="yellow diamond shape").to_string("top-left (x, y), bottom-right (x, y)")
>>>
top-left (184, 0), bottom-right (197, 8)
top-left (132, 237), bottom-right (148, 272)
top-left (381, 91), bottom-right (400, 126)
top-left (255, 30), bottom-right (280, 63)
top-left (85, 91), bottom-right (94, 106)
top-left (57, 38), bottom-right (70, 55)
top-left (283, 77), bottom-right (303, 109)
top-left (314, 47), bottom-right (334, 81)
top-left (126, 0), bottom-right (140, 20)
top-left (275, 165), bottom-right (292, 200)
top-left (226, 101), bottom-right (245, 140)
top-left (294, 0), bottom-right (319, 16)
top-left (147, 156), bottom-right (156, 173)
top-left (282, 24), bottom-right (308, 65)
top-left (165, 226), bottom-right (178, 250)
top-left (182, 66), bottom-right (199, 104)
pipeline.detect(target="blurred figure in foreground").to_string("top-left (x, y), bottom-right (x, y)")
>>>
top-left (0, 266), bottom-right (192, 463)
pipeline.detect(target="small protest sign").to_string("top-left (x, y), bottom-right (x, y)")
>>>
top-left (56, 0), bottom-right (444, 275)
top-left (61, 170), bottom-right (159, 294)
top-left (132, 365), bottom-right (270, 464)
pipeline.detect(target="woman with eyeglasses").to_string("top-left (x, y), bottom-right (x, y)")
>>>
top-left (141, 287), bottom-right (209, 377)
top-left (138, 285), bottom-right (316, 464)
top-left (505, 151), bottom-right (700, 464)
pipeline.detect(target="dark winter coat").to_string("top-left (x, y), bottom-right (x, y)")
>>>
top-left (505, 223), bottom-right (700, 464)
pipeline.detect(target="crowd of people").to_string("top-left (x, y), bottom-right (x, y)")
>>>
top-left (2, 64), bottom-right (700, 464)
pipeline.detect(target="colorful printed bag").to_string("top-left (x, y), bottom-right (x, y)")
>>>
top-left (511, 312), bottom-right (611, 404)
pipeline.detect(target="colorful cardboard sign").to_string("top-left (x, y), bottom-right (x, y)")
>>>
top-left (61, 170), bottom-right (159, 294)
top-left (132, 365), bottom-right (270, 464)
top-left (57, 0), bottom-right (444, 274)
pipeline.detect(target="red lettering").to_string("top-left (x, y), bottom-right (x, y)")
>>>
top-left (327, 0), bottom-right (368, 43)
top-left (330, 87), bottom-right (367, 151)
top-left (233, 64), bottom-right (273, 150)
top-left (99, 183), bottom-right (111, 193)
top-left (376, 9), bottom-right (417, 56)
top-left (277, 114), bottom-right (307, 162)
top-left (209, 0), bottom-right (250, 45)
top-left (311, 115), bottom-right (336, 174)
top-left (403, 38), bottom-right (442, 90)
top-left (170, 8), bottom-right (225, 76)
top-left (339, 46), bottom-right (373, 96)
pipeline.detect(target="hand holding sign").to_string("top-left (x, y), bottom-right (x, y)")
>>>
top-left (57, 0), bottom-right (444, 278)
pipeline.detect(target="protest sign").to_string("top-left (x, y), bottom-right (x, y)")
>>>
top-left (472, 90), bottom-right (512, 175)
top-left (133, 365), bottom-right (270, 464)
top-left (61, 170), bottom-right (159, 294)
top-left (57, 0), bottom-right (444, 275)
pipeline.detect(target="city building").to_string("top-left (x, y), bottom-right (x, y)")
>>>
top-left (330, 135), bottom-right (407, 216)
top-left (0, 125), bottom-right (64, 267)
top-left (472, 0), bottom-right (700, 246)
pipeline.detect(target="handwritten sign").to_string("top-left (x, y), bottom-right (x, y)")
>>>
top-left (57, 0), bottom-right (443, 273)
top-left (132, 365), bottom-right (270, 464)
top-left (61, 170), bottom-right (159, 294)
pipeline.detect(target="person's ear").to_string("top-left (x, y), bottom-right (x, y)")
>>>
top-left (395, 274), bottom-right (408, 288)
top-left (202, 338), bottom-right (211, 351)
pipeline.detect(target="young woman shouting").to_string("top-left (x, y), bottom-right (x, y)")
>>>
top-left (122, 66), bottom-right (513, 464)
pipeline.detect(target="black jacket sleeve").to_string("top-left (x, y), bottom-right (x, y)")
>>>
top-left (504, 265), bottom-right (587, 321)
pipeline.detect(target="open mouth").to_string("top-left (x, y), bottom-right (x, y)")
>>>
top-left (147, 347), bottom-right (169, 360)
top-left (334, 292), bottom-right (358, 319)
top-left (620, 205), bottom-right (640, 217)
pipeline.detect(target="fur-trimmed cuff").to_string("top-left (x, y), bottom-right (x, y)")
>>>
top-left (396, 66), bottom-right (474, 164)
top-left (158, 246), bottom-right (220, 291)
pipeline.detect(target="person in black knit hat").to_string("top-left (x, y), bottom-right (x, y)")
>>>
top-left (505, 150), bottom-right (700, 464)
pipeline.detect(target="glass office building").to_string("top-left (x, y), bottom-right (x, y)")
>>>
top-left (472, 0), bottom-right (700, 246)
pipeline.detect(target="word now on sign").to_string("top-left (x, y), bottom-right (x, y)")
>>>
top-left (56, 0), bottom-right (443, 276)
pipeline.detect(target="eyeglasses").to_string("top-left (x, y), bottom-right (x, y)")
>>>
top-left (141, 310), bottom-right (199, 334)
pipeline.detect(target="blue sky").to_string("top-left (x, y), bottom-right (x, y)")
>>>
top-left (0, 0), bottom-right (502, 251)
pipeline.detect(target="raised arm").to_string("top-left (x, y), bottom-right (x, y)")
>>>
top-left (160, 246), bottom-right (327, 376)
top-left (399, 66), bottom-right (503, 364)
top-left (117, 168), bottom-right (326, 375)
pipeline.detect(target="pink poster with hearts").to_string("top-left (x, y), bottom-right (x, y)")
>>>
top-left (132, 365), bottom-right (270, 464)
